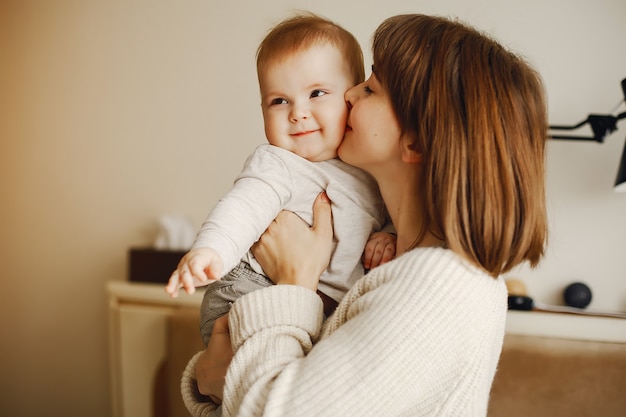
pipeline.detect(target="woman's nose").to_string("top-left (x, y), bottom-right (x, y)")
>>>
top-left (345, 84), bottom-right (359, 109)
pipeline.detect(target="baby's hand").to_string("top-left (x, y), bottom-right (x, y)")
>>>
top-left (164, 248), bottom-right (224, 297)
top-left (362, 231), bottom-right (396, 270)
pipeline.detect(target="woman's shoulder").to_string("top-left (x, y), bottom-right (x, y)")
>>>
top-left (344, 247), bottom-right (507, 316)
top-left (322, 246), bottom-right (507, 346)
top-left (371, 247), bottom-right (490, 282)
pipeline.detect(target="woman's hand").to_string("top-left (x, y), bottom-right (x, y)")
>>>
top-left (195, 314), bottom-right (233, 404)
top-left (252, 192), bottom-right (334, 292)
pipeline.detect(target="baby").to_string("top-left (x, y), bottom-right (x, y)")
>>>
top-left (165, 12), bottom-right (395, 344)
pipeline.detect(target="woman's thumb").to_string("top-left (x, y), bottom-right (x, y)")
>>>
top-left (312, 192), bottom-right (333, 237)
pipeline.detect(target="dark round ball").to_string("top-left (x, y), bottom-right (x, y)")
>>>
top-left (563, 282), bottom-right (592, 309)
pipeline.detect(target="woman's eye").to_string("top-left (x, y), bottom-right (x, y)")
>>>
top-left (271, 98), bottom-right (288, 105)
top-left (364, 86), bottom-right (373, 94)
top-left (310, 89), bottom-right (327, 98)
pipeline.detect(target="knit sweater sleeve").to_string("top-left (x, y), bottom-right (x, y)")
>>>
top-left (208, 248), bottom-right (507, 417)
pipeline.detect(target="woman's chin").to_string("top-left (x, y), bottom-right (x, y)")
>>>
top-left (337, 146), bottom-right (351, 164)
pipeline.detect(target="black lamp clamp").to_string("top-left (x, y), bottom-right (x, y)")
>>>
top-left (548, 78), bottom-right (626, 191)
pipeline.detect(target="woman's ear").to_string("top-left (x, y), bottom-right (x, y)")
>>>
top-left (401, 135), bottom-right (422, 164)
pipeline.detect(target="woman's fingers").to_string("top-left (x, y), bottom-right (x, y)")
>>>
top-left (251, 192), bottom-right (334, 290)
top-left (311, 192), bottom-right (333, 238)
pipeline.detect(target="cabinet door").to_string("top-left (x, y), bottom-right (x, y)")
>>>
top-left (111, 303), bottom-right (172, 417)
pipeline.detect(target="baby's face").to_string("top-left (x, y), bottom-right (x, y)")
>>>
top-left (259, 43), bottom-right (354, 162)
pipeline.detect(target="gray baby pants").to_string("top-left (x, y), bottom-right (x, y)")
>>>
top-left (199, 261), bottom-right (273, 345)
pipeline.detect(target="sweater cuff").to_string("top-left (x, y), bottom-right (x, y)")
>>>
top-left (228, 285), bottom-right (323, 350)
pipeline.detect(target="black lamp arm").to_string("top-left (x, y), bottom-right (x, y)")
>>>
top-left (549, 77), bottom-right (626, 142)
top-left (549, 112), bottom-right (626, 142)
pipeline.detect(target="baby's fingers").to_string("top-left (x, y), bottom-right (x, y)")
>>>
top-left (363, 237), bottom-right (395, 269)
top-left (165, 270), bottom-right (181, 298)
top-left (189, 262), bottom-right (209, 284)
top-left (367, 241), bottom-right (386, 269)
top-left (378, 242), bottom-right (395, 266)
top-left (362, 243), bottom-right (375, 270)
top-left (177, 269), bottom-right (196, 295)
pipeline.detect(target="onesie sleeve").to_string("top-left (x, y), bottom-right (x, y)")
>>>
top-left (192, 146), bottom-right (294, 274)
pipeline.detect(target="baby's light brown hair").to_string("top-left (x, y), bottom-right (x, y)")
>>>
top-left (256, 12), bottom-right (364, 87)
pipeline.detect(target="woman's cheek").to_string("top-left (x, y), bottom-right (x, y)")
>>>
top-left (337, 137), bottom-right (352, 163)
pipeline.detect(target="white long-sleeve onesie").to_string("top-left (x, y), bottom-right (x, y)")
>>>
top-left (192, 143), bottom-right (386, 302)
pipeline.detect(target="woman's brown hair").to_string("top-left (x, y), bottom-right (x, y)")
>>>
top-left (256, 12), bottom-right (364, 86)
top-left (373, 14), bottom-right (548, 276)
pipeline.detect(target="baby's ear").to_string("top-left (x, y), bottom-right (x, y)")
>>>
top-left (401, 134), bottom-right (422, 164)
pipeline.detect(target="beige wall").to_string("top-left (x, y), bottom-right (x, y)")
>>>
top-left (1, 0), bottom-right (625, 415)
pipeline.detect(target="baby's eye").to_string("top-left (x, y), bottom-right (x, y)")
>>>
top-left (271, 98), bottom-right (288, 105)
top-left (310, 89), bottom-right (327, 98)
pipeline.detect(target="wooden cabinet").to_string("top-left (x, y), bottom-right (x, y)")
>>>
top-left (107, 281), bottom-right (204, 417)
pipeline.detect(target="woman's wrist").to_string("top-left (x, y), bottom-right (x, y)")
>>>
top-left (229, 285), bottom-right (323, 349)
top-left (273, 268), bottom-right (320, 292)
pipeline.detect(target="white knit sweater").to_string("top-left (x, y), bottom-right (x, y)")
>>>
top-left (181, 247), bottom-right (508, 417)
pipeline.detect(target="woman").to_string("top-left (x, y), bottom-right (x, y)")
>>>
top-left (183, 13), bottom-right (548, 417)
